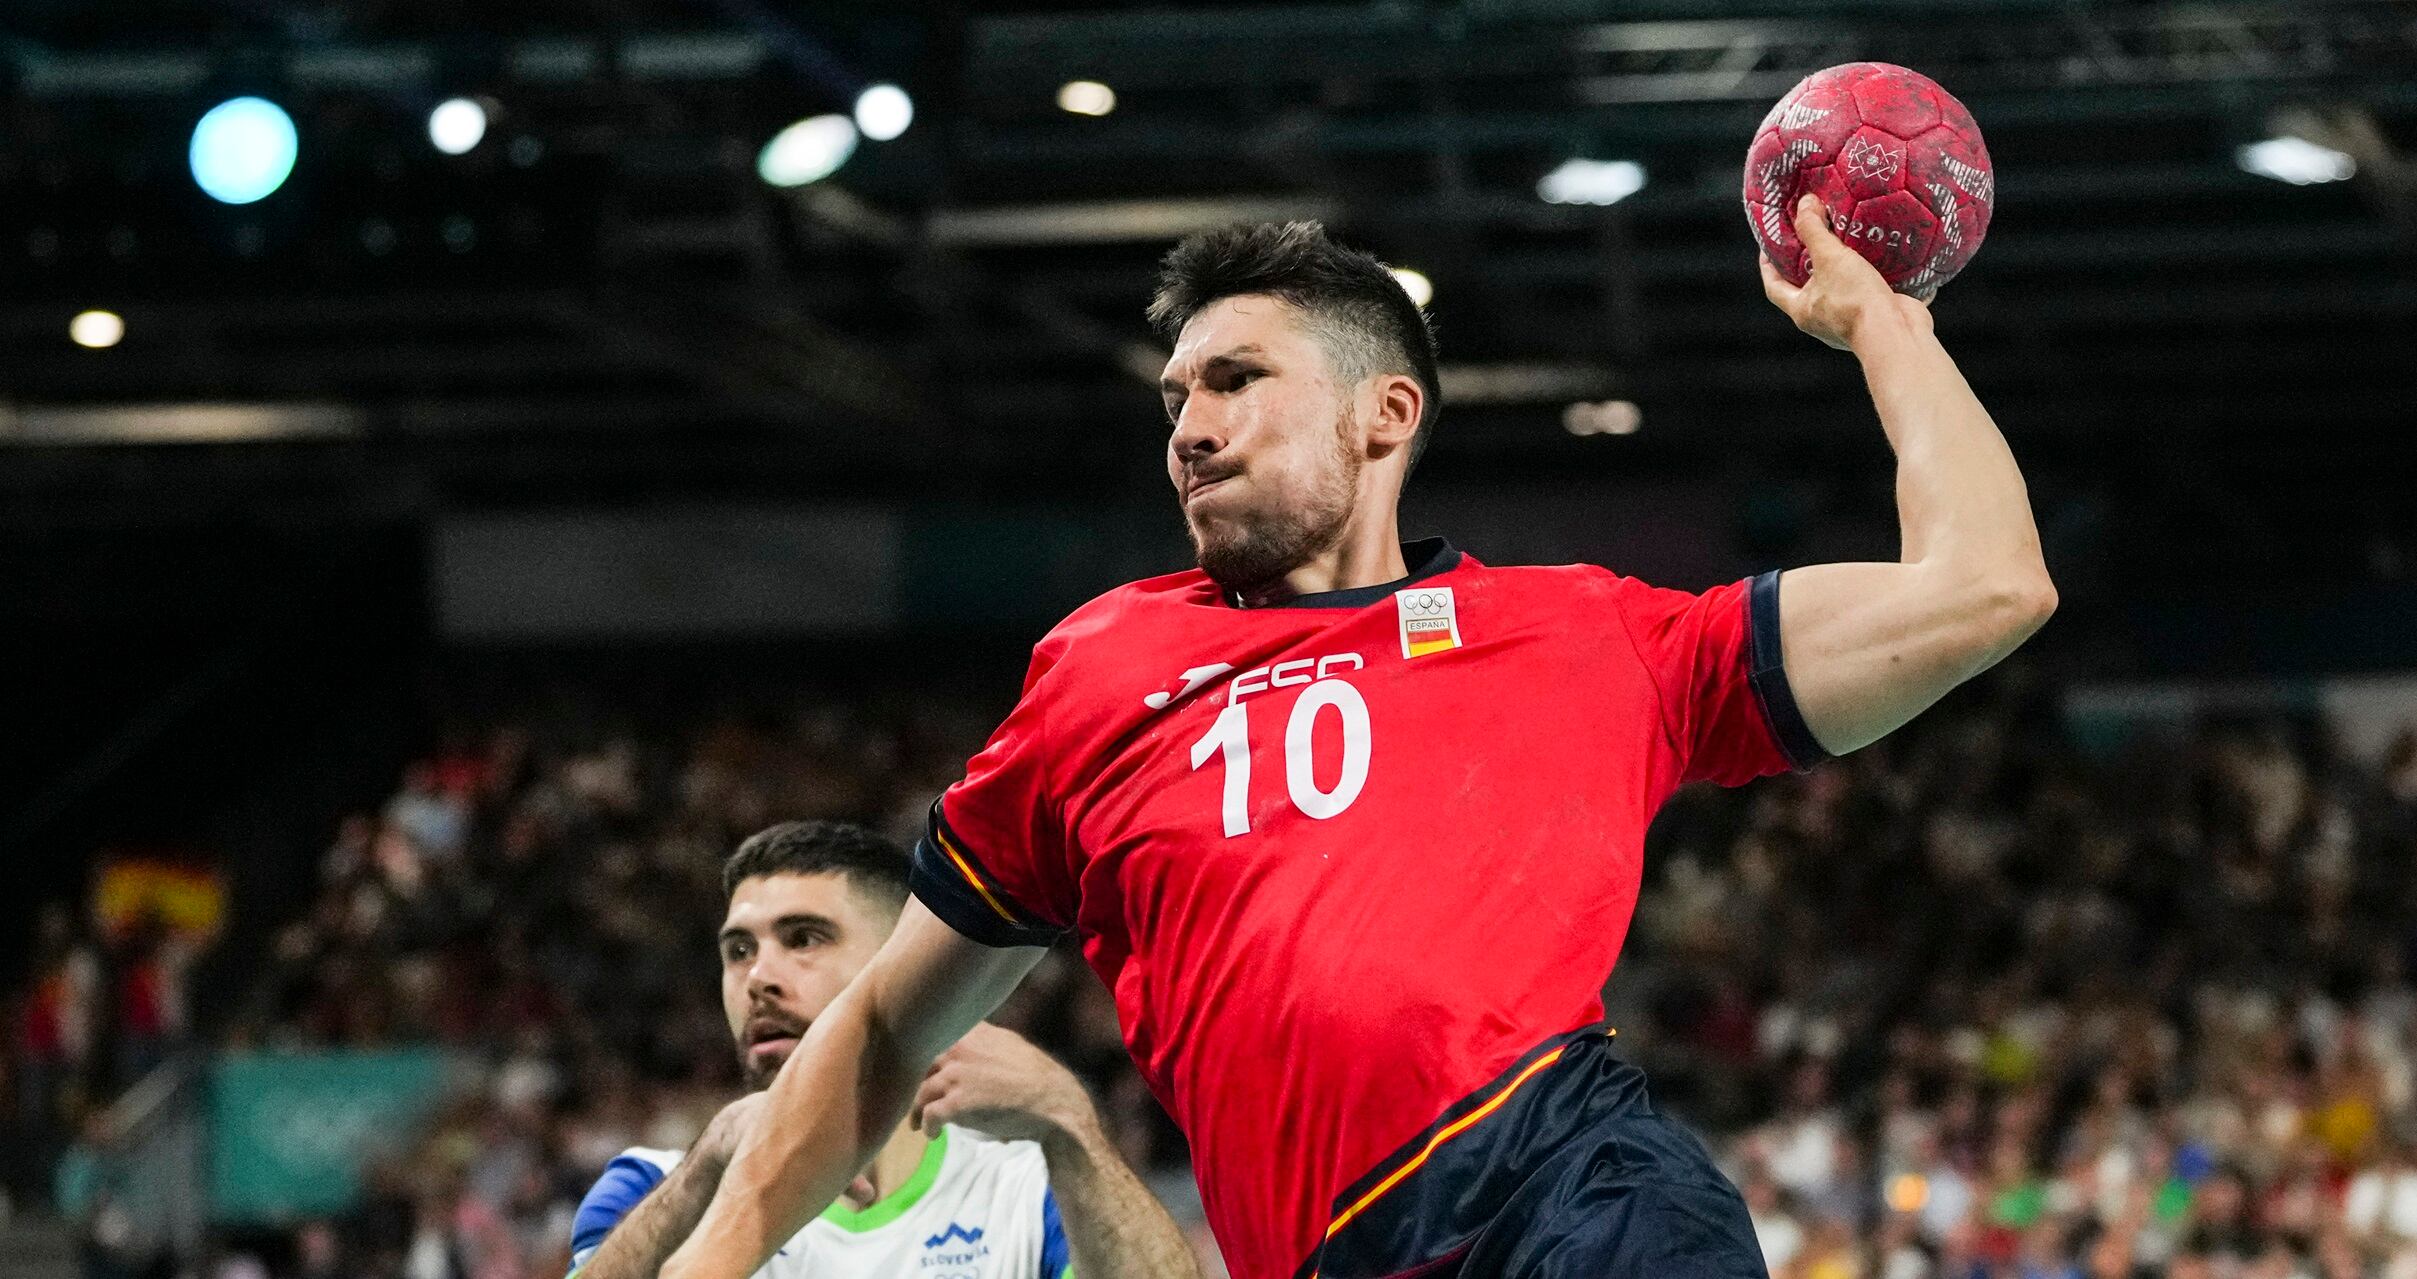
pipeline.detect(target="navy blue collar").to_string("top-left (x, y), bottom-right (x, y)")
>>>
top-left (1226, 538), bottom-right (1463, 610)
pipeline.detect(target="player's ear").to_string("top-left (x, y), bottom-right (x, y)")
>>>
top-left (1366, 373), bottom-right (1422, 457)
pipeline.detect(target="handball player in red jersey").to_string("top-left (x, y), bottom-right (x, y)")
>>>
top-left (663, 197), bottom-right (2057, 1279)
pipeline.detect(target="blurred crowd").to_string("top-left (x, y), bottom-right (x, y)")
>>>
top-left (1625, 679), bottom-right (2417, 1279)
top-left (10, 668), bottom-right (2417, 1279)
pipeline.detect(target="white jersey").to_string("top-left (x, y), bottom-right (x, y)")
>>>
top-left (569, 1126), bottom-right (1069, 1279)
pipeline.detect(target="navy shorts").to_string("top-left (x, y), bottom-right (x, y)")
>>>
top-left (1453, 1053), bottom-right (1769, 1279)
top-left (1306, 1029), bottom-right (1768, 1279)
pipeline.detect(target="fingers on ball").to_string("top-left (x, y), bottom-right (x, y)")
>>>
top-left (1759, 255), bottom-right (1803, 306)
top-left (1793, 197), bottom-right (1845, 257)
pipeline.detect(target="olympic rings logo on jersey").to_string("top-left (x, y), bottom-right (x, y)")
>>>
top-left (1395, 585), bottom-right (1463, 659)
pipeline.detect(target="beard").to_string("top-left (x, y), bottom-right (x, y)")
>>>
top-left (736, 1004), bottom-right (808, 1091)
top-left (1189, 412), bottom-right (1362, 596)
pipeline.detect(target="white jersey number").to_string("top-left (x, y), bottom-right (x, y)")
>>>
top-left (1188, 679), bottom-right (1371, 837)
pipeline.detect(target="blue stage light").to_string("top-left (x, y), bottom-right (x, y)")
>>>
top-left (190, 97), bottom-right (298, 205)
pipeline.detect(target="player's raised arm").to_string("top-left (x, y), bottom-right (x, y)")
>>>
top-left (1757, 195), bottom-right (2057, 756)
top-left (659, 901), bottom-right (1046, 1279)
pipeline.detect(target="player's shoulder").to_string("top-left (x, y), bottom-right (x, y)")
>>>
top-left (577, 1146), bottom-right (682, 1207)
top-left (1476, 559), bottom-right (1727, 601)
top-left (937, 1125), bottom-right (1052, 1179)
top-left (1463, 560), bottom-right (1751, 640)
top-left (930, 1125), bottom-right (1056, 1214)
top-left (569, 1147), bottom-right (685, 1262)
top-left (592, 1145), bottom-right (682, 1186)
top-left (1460, 557), bottom-right (1634, 601)
top-left (1043, 566), bottom-right (1216, 643)
top-left (1473, 559), bottom-right (1618, 586)
top-left (1019, 567), bottom-right (1219, 684)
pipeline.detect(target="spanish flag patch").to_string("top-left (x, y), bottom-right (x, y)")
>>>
top-left (1396, 586), bottom-right (1463, 659)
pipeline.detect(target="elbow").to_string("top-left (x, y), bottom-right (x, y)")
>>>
top-left (2012, 570), bottom-right (2059, 634)
top-left (1982, 569), bottom-right (2058, 646)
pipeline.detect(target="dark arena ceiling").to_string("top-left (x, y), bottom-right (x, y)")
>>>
top-left (1, 1), bottom-right (2413, 530)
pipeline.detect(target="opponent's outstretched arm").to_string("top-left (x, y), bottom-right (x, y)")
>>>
top-left (914, 1024), bottom-right (1205, 1278)
top-left (659, 900), bottom-right (1045, 1279)
top-left (1760, 196), bottom-right (2058, 756)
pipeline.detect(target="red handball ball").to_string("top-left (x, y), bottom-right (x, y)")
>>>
top-left (1744, 62), bottom-right (1995, 300)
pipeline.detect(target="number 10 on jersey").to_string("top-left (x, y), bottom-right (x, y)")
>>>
top-left (1188, 678), bottom-right (1372, 837)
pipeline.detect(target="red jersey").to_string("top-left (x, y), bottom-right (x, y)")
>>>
top-left (909, 539), bottom-right (1823, 1279)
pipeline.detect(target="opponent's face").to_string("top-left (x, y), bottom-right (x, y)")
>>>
top-left (718, 872), bottom-right (894, 1090)
top-left (1161, 295), bottom-right (1366, 591)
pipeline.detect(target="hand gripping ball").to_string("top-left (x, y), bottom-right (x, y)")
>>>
top-left (1744, 62), bottom-right (1995, 300)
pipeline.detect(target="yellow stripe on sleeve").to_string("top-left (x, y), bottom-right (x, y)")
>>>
top-left (933, 822), bottom-right (1022, 926)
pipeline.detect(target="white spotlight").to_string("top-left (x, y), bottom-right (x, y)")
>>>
top-left (854, 84), bottom-right (913, 142)
top-left (1563, 401), bottom-right (1643, 436)
top-left (2237, 136), bottom-right (2356, 186)
top-left (70, 310), bottom-right (125, 349)
top-left (1057, 81), bottom-right (1116, 117)
top-left (190, 97), bottom-right (298, 205)
top-left (1390, 267), bottom-right (1433, 309)
top-left (1538, 159), bottom-right (1647, 207)
top-left (429, 97), bottom-right (489, 155)
top-left (758, 115), bottom-right (860, 187)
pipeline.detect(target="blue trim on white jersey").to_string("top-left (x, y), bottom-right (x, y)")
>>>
top-left (1039, 1189), bottom-right (1071, 1279)
top-left (569, 1152), bottom-right (671, 1269)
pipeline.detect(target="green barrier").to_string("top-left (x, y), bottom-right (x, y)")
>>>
top-left (208, 1049), bottom-right (452, 1222)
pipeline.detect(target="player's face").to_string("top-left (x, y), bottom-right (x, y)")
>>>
top-left (1161, 295), bottom-right (1366, 591)
top-left (718, 873), bottom-right (893, 1090)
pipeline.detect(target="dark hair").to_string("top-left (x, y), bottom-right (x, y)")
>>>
top-left (722, 820), bottom-right (911, 919)
top-left (1147, 221), bottom-right (1442, 466)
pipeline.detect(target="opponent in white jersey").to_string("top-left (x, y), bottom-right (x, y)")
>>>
top-left (573, 1123), bottom-right (1061, 1278)
top-left (568, 822), bottom-right (1197, 1279)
